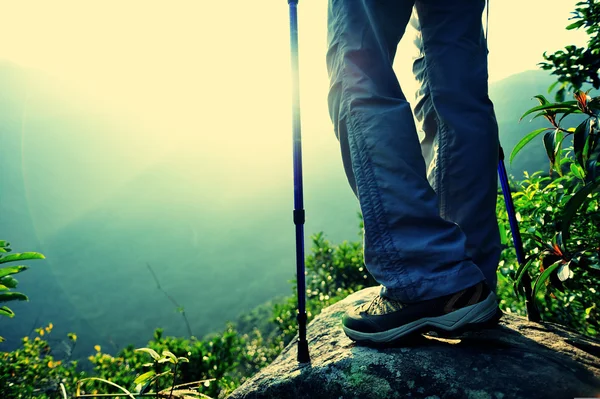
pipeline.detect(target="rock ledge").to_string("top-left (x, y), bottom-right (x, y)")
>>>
top-left (229, 287), bottom-right (600, 399)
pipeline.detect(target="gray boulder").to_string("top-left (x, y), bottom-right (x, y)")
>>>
top-left (229, 287), bottom-right (600, 399)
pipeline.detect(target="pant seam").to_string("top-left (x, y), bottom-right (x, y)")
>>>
top-left (419, 35), bottom-right (449, 219)
top-left (339, 59), bottom-right (417, 300)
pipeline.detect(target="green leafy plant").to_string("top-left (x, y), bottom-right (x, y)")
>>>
top-left (0, 240), bottom-right (45, 342)
top-left (0, 324), bottom-right (83, 399)
top-left (540, 0), bottom-right (600, 99)
top-left (1, 324), bottom-right (266, 399)
top-left (507, 0), bottom-right (600, 331)
top-left (77, 347), bottom-right (211, 399)
top-left (85, 326), bottom-right (256, 398)
top-left (272, 228), bottom-right (377, 344)
top-left (510, 91), bottom-right (600, 302)
top-left (497, 171), bottom-right (599, 336)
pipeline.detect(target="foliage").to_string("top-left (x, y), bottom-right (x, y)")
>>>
top-left (84, 325), bottom-right (278, 399)
top-left (1, 325), bottom-right (278, 398)
top-left (509, 18), bottom-right (600, 334)
top-left (540, 0), bottom-right (600, 98)
top-left (0, 240), bottom-right (45, 342)
top-left (77, 347), bottom-right (211, 399)
top-left (512, 92), bottom-right (600, 179)
top-left (497, 172), bottom-right (599, 336)
top-left (271, 230), bottom-right (377, 344)
top-left (1, 215), bottom-right (593, 399)
top-left (0, 324), bottom-right (83, 398)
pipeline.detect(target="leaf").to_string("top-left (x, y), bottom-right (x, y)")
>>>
top-left (77, 378), bottom-right (135, 399)
top-left (543, 131), bottom-right (556, 166)
top-left (566, 20), bottom-right (584, 30)
top-left (510, 128), bottom-right (552, 164)
top-left (533, 260), bottom-right (562, 299)
top-left (561, 180), bottom-right (600, 241)
top-left (0, 276), bottom-right (18, 289)
top-left (570, 163), bottom-right (586, 180)
top-left (557, 263), bottom-right (570, 281)
top-left (162, 350), bottom-right (178, 364)
top-left (136, 347), bottom-right (161, 361)
top-left (585, 304), bottom-right (596, 316)
top-left (520, 101), bottom-right (579, 121)
top-left (582, 119), bottom-right (598, 166)
top-left (133, 370), bottom-right (156, 386)
top-left (548, 81), bottom-right (560, 93)
top-left (498, 222), bottom-right (508, 246)
top-left (0, 265), bottom-right (28, 279)
top-left (139, 371), bottom-right (172, 393)
top-left (0, 252), bottom-right (45, 264)
top-left (588, 96), bottom-right (600, 112)
top-left (0, 292), bottom-right (28, 303)
top-left (555, 231), bottom-right (564, 254)
top-left (534, 95), bottom-right (550, 105)
top-left (557, 107), bottom-right (584, 123)
top-left (0, 306), bottom-right (15, 318)
top-left (513, 258), bottom-right (535, 298)
top-left (573, 119), bottom-right (589, 168)
top-left (553, 129), bottom-right (565, 175)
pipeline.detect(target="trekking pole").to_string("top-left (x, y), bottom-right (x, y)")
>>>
top-left (498, 147), bottom-right (540, 322)
top-left (288, 0), bottom-right (310, 363)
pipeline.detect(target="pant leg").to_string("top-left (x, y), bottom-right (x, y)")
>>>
top-left (413, 0), bottom-right (501, 291)
top-left (326, 0), bottom-right (485, 303)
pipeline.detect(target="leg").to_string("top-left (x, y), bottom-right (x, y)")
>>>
top-left (326, 0), bottom-right (485, 303)
top-left (413, 0), bottom-right (501, 291)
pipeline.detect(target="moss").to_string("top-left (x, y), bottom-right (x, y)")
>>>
top-left (465, 389), bottom-right (492, 399)
top-left (326, 362), bottom-right (392, 399)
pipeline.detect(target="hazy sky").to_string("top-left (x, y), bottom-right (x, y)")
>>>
top-left (0, 1), bottom-right (585, 122)
top-left (0, 0), bottom-right (588, 216)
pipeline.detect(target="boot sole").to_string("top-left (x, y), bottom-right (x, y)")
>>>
top-left (343, 292), bottom-right (499, 344)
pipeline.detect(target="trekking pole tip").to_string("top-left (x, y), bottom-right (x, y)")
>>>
top-left (297, 339), bottom-right (310, 363)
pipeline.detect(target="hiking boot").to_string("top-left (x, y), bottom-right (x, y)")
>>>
top-left (342, 281), bottom-right (499, 344)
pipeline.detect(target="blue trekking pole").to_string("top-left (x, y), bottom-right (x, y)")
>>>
top-left (485, 3), bottom-right (539, 322)
top-left (498, 147), bottom-right (540, 322)
top-left (288, 0), bottom-right (310, 363)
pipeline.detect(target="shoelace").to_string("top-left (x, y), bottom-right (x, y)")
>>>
top-left (363, 295), bottom-right (404, 315)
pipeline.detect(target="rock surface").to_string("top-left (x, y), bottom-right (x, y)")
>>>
top-left (228, 287), bottom-right (600, 399)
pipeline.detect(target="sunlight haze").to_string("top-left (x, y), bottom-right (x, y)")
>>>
top-left (0, 0), bottom-right (591, 351)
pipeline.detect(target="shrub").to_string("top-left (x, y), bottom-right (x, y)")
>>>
top-left (540, 0), bottom-right (600, 97)
top-left (0, 240), bottom-right (45, 342)
top-left (497, 171), bottom-right (599, 336)
top-left (0, 325), bottom-right (83, 399)
top-left (271, 229), bottom-right (378, 344)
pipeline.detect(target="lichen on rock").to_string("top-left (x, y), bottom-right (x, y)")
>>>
top-left (228, 287), bottom-right (600, 399)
